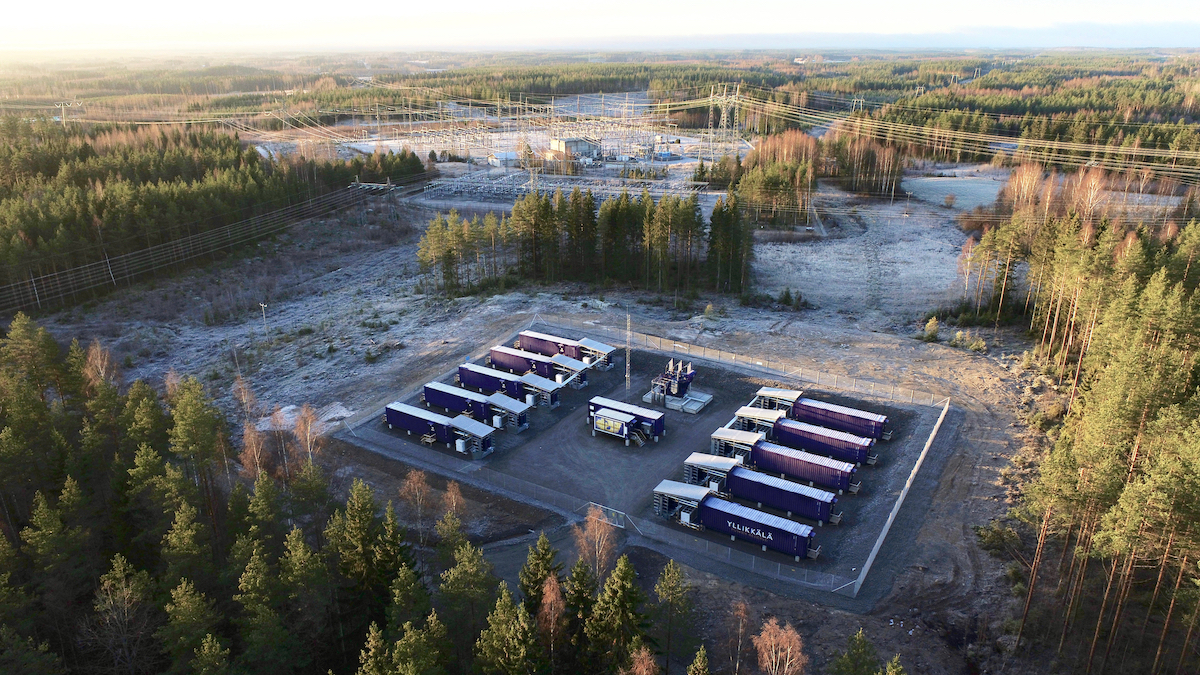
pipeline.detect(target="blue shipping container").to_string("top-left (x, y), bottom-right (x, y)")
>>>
top-left (423, 382), bottom-right (491, 420)
top-left (698, 496), bottom-right (815, 559)
top-left (457, 364), bottom-right (524, 399)
top-left (749, 441), bottom-right (858, 494)
top-left (789, 398), bottom-right (888, 439)
top-left (726, 467), bottom-right (838, 523)
top-left (518, 330), bottom-right (586, 360)
top-left (384, 402), bottom-right (455, 444)
top-left (772, 418), bottom-right (876, 465)
top-left (489, 346), bottom-right (556, 378)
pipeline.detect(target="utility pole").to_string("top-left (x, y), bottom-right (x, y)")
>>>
top-left (260, 303), bottom-right (269, 336)
top-left (626, 313), bottom-right (632, 392)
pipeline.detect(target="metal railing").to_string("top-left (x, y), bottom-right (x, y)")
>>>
top-left (530, 314), bottom-right (946, 408)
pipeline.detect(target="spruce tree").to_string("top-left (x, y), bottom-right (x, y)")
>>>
top-left (279, 527), bottom-right (331, 662)
top-left (584, 555), bottom-right (646, 673)
top-left (562, 557), bottom-right (597, 672)
top-left (0, 625), bottom-right (65, 675)
top-left (654, 560), bottom-right (693, 673)
top-left (439, 543), bottom-right (498, 666)
top-left (476, 582), bottom-right (542, 675)
top-left (518, 532), bottom-right (563, 615)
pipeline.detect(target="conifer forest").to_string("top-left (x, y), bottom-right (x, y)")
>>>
top-left (2, 45), bottom-right (1200, 675)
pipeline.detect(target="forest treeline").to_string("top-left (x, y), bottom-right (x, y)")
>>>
top-left (699, 128), bottom-right (902, 225)
top-left (0, 313), bottom-right (912, 675)
top-left (417, 188), bottom-right (753, 297)
top-left (949, 163), bottom-right (1200, 673)
top-left (0, 118), bottom-right (424, 289)
top-left (868, 56), bottom-right (1200, 165)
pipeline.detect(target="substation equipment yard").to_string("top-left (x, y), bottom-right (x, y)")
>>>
top-left (351, 320), bottom-right (953, 600)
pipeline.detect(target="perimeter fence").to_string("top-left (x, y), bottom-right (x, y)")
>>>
top-left (531, 314), bottom-right (946, 408)
top-left (0, 183), bottom-right (391, 316)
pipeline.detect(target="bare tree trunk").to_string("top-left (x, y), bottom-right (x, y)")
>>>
top-left (1018, 505), bottom-right (1053, 647)
top-left (1085, 556), bottom-right (1122, 674)
top-left (1153, 555), bottom-right (1187, 673)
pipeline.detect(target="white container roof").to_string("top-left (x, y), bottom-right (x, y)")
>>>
top-left (590, 396), bottom-right (664, 421)
top-left (684, 452), bottom-right (742, 472)
top-left (386, 401), bottom-right (452, 425)
top-left (711, 427), bottom-right (765, 446)
top-left (756, 387), bottom-right (804, 403)
top-left (461, 362), bottom-right (523, 381)
top-left (485, 392), bottom-right (532, 414)
top-left (520, 330), bottom-right (582, 347)
top-left (551, 354), bottom-right (590, 372)
top-left (492, 345), bottom-right (553, 363)
top-left (577, 338), bottom-right (616, 355)
top-left (653, 479), bottom-right (713, 503)
top-left (735, 406), bottom-right (786, 423)
top-left (777, 418), bottom-right (875, 446)
top-left (450, 415), bottom-right (495, 438)
top-left (594, 408), bottom-right (636, 424)
top-left (520, 373), bottom-right (564, 391)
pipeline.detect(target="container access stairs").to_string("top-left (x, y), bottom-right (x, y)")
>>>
top-left (629, 429), bottom-right (648, 447)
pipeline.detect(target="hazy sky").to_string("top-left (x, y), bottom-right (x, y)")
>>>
top-left (6, 0), bottom-right (1200, 51)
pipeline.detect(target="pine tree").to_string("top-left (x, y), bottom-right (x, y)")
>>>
top-left (386, 563), bottom-right (430, 640)
top-left (584, 555), bottom-right (646, 673)
top-left (686, 645), bottom-right (710, 675)
top-left (160, 501), bottom-right (212, 589)
top-left (829, 628), bottom-right (878, 675)
top-left (356, 622), bottom-right (393, 675)
top-left (878, 655), bottom-right (906, 675)
top-left (392, 610), bottom-right (450, 675)
top-left (518, 532), bottom-right (563, 615)
top-left (157, 578), bottom-right (219, 675)
top-left (435, 510), bottom-right (468, 567)
top-left (190, 634), bottom-right (230, 675)
top-left (476, 582), bottom-right (542, 675)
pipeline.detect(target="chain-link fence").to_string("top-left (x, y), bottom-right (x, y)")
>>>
top-left (0, 185), bottom-right (378, 316)
top-left (532, 314), bottom-right (947, 408)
